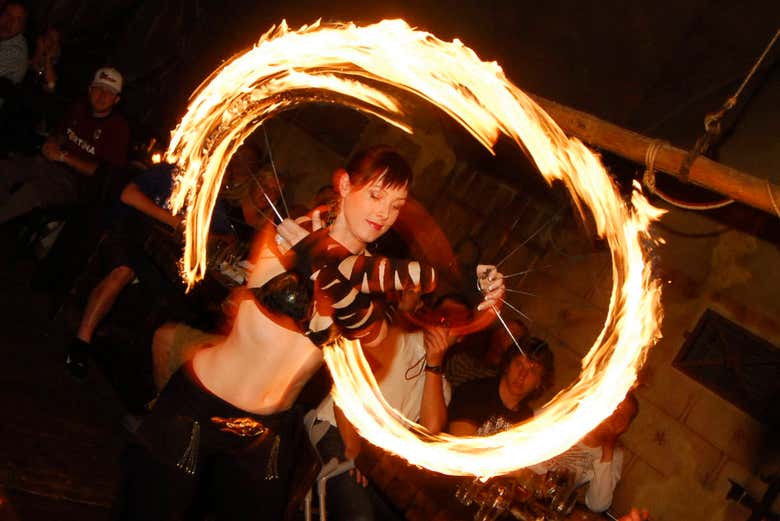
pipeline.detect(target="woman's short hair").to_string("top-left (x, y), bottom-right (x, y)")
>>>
top-left (345, 145), bottom-right (412, 190)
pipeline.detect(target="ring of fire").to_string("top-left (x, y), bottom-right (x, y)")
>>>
top-left (166, 19), bottom-right (664, 477)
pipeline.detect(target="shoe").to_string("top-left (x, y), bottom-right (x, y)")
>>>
top-left (65, 338), bottom-right (90, 381)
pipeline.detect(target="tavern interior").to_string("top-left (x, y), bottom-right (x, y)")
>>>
top-left (0, 1), bottom-right (778, 520)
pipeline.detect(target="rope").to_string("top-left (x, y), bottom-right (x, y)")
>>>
top-left (677, 29), bottom-right (779, 185)
top-left (727, 29), bottom-right (779, 111)
top-left (641, 139), bottom-right (665, 194)
top-left (707, 29), bottom-right (779, 129)
top-left (641, 139), bottom-right (734, 211)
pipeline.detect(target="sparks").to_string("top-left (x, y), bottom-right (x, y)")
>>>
top-left (167, 19), bottom-right (664, 477)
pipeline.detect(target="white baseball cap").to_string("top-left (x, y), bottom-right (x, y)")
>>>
top-left (91, 67), bottom-right (123, 94)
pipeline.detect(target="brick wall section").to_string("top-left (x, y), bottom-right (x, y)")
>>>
top-left (517, 205), bottom-right (780, 520)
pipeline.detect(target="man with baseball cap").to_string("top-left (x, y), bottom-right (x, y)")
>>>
top-left (0, 66), bottom-right (130, 224)
top-left (92, 67), bottom-right (123, 94)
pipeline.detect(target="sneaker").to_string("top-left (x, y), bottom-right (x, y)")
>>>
top-left (65, 338), bottom-right (90, 381)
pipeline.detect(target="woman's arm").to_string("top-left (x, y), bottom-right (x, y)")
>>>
top-left (41, 139), bottom-right (100, 176)
top-left (417, 326), bottom-right (450, 433)
top-left (334, 255), bottom-right (437, 295)
top-left (584, 447), bottom-right (623, 512)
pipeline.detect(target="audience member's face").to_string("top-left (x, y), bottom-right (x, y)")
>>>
top-left (0, 4), bottom-right (26, 40)
top-left (486, 321), bottom-right (527, 366)
top-left (88, 86), bottom-right (120, 116)
top-left (502, 354), bottom-right (543, 401)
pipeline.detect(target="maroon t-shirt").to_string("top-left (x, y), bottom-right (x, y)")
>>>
top-left (58, 99), bottom-right (130, 167)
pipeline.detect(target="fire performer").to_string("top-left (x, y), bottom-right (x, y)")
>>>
top-left (116, 145), bottom-right (506, 520)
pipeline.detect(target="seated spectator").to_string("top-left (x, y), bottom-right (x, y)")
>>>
top-left (29, 25), bottom-right (60, 95)
top-left (311, 295), bottom-right (471, 520)
top-left (219, 145), bottom-right (281, 231)
top-left (529, 393), bottom-right (639, 513)
top-left (95, 147), bottom-right (285, 386)
top-left (447, 337), bottom-right (553, 436)
top-left (13, 24), bottom-right (63, 145)
top-left (445, 318), bottom-right (529, 389)
top-left (64, 162), bottom-right (235, 380)
top-left (0, 66), bottom-right (129, 224)
top-left (0, 2), bottom-right (27, 108)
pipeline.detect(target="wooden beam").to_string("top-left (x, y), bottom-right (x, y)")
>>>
top-left (530, 94), bottom-right (780, 218)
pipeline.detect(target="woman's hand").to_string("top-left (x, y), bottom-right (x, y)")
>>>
top-left (41, 140), bottom-right (62, 162)
top-left (475, 264), bottom-right (505, 311)
top-left (274, 209), bottom-right (322, 254)
top-left (423, 326), bottom-right (451, 367)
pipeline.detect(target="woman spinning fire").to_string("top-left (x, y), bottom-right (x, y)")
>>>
top-left (117, 145), bottom-right (506, 519)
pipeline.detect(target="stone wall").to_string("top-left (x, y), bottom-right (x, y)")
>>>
top-left (507, 173), bottom-right (780, 519)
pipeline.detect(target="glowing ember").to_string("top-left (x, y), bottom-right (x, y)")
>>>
top-left (167, 19), bottom-right (664, 477)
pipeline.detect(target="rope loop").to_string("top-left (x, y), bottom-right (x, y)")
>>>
top-left (641, 139), bottom-right (734, 211)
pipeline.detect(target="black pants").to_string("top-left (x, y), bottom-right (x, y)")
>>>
top-left (116, 365), bottom-right (309, 520)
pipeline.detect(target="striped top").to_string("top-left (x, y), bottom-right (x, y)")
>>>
top-left (0, 33), bottom-right (27, 84)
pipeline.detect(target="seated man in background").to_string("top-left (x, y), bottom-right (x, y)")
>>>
top-left (219, 145), bottom-right (281, 231)
top-left (64, 161), bottom-right (235, 380)
top-left (312, 295), bottom-right (471, 520)
top-left (9, 25), bottom-right (64, 152)
top-left (0, 66), bottom-right (129, 224)
top-left (447, 336), bottom-right (553, 436)
top-left (0, 2), bottom-right (27, 109)
top-left (529, 393), bottom-right (639, 513)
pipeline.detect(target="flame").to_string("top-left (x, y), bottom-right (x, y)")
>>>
top-left (151, 152), bottom-right (162, 164)
top-left (167, 19), bottom-right (664, 477)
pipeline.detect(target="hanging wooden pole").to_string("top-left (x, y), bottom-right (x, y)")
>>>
top-left (529, 94), bottom-right (780, 218)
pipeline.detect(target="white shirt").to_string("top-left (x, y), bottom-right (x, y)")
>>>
top-left (316, 328), bottom-right (452, 426)
top-left (529, 441), bottom-right (623, 512)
